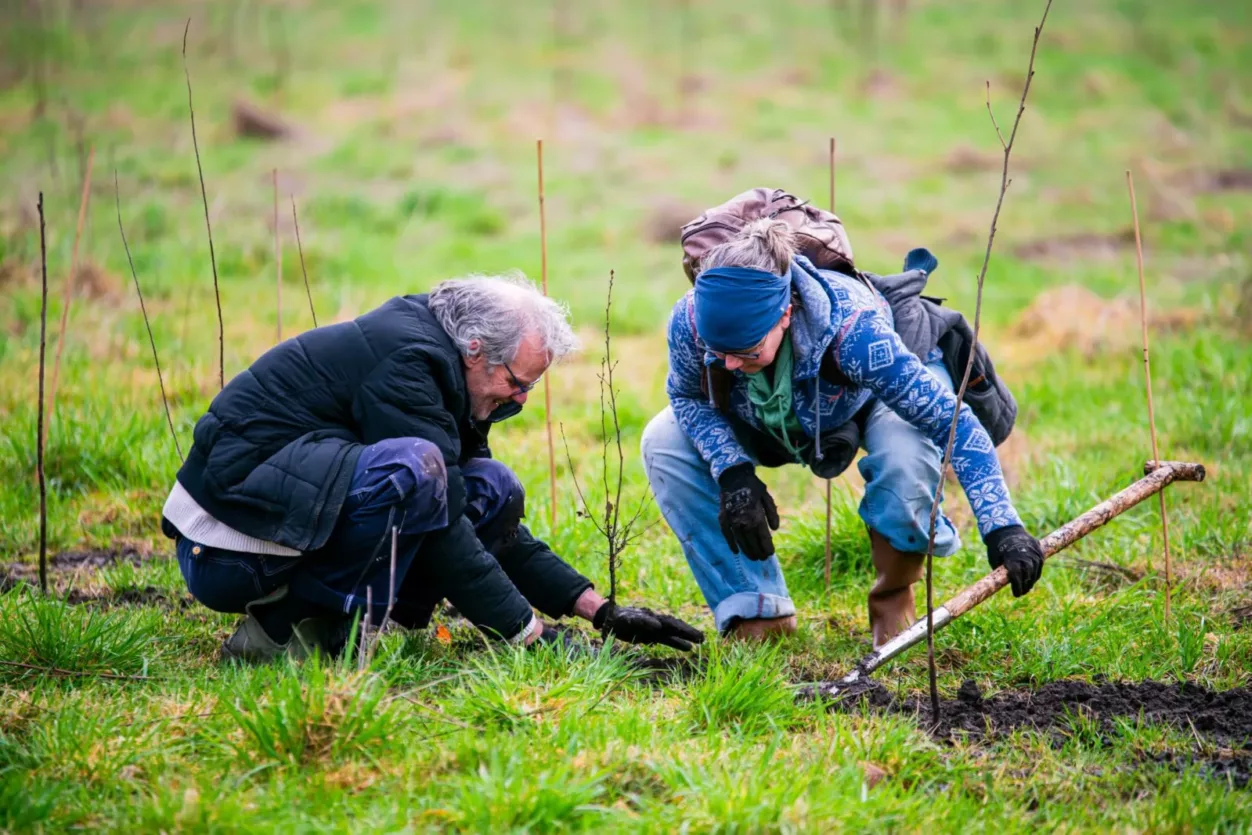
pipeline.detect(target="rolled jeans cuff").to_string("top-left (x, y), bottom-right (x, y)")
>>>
top-left (713, 591), bottom-right (796, 635)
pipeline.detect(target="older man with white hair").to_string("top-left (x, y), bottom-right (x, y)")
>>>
top-left (161, 274), bottom-right (703, 661)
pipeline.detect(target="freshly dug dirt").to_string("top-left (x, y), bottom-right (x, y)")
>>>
top-left (824, 678), bottom-right (1252, 747)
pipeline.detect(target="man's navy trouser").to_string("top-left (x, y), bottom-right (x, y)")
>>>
top-left (175, 437), bottom-right (524, 628)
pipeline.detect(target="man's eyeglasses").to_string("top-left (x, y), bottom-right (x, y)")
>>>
top-left (502, 361), bottom-right (539, 395)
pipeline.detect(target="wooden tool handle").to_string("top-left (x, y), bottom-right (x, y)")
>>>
top-left (943, 460), bottom-right (1205, 619)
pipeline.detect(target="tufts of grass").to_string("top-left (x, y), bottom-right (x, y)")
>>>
top-left (222, 656), bottom-right (398, 770)
top-left (446, 748), bottom-right (611, 832)
top-left (682, 641), bottom-right (804, 736)
top-left (448, 638), bottom-right (644, 732)
top-left (0, 590), bottom-right (162, 682)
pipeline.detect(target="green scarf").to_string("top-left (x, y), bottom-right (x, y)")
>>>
top-left (744, 336), bottom-right (810, 463)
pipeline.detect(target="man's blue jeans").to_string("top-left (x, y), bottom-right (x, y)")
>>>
top-left (175, 438), bottom-right (524, 628)
top-left (641, 360), bottom-right (960, 634)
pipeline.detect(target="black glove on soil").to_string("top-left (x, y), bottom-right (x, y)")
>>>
top-left (530, 621), bottom-right (582, 650)
top-left (716, 464), bottom-right (780, 561)
top-left (985, 525), bottom-right (1044, 597)
top-left (593, 602), bottom-right (705, 652)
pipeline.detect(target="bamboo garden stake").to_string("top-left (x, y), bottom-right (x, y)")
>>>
top-left (537, 139), bottom-right (558, 528)
top-left (183, 19), bottom-right (225, 389)
top-left (273, 169), bottom-right (282, 343)
top-left (36, 193), bottom-right (50, 595)
top-left (49, 144), bottom-right (95, 415)
top-left (291, 197), bottom-right (318, 327)
top-left (1126, 169), bottom-right (1172, 624)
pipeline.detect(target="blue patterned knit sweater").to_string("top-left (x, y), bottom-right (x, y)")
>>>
top-left (665, 256), bottom-right (1022, 539)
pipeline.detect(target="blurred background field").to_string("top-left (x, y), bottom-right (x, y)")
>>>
top-left (1, 0), bottom-right (1251, 829)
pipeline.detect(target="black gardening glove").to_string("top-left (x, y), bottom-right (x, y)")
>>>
top-left (593, 602), bottom-right (705, 652)
top-left (717, 464), bottom-right (781, 561)
top-left (985, 525), bottom-right (1045, 598)
top-left (530, 621), bottom-right (583, 651)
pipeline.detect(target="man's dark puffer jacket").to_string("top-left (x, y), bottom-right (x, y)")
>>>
top-left (167, 294), bottom-right (589, 638)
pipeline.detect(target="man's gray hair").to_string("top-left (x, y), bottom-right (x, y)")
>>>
top-left (428, 272), bottom-right (579, 366)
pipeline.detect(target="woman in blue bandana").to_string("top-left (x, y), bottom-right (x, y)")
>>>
top-left (642, 219), bottom-right (1044, 644)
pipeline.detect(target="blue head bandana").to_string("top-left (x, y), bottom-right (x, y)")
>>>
top-left (693, 266), bottom-right (791, 353)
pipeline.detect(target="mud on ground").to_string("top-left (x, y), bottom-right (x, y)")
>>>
top-left (819, 677), bottom-right (1252, 785)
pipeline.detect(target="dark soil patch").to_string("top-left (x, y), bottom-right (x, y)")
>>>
top-left (820, 677), bottom-right (1252, 747)
top-left (64, 586), bottom-right (195, 611)
top-left (627, 654), bottom-right (700, 684)
top-left (1, 548), bottom-right (150, 586)
top-left (53, 547), bottom-right (146, 569)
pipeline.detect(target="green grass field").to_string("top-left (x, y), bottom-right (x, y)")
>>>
top-left (1, 0), bottom-right (1251, 830)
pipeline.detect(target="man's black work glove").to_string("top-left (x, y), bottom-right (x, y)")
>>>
top-left (593, 602), bottom-right (705, 652)
top-left (985, 525), bottom-right (1045, 598)
top-left (717, 464), bottom-right (780, 561)
top-left (530, 621), bottom-right (582, 651)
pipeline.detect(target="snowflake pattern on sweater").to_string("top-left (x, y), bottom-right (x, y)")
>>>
top-left (665, 257), bottom-right (1023, 538)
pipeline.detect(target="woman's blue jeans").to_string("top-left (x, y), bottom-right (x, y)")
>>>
top-left (641, 360), bottom-right (960, 634)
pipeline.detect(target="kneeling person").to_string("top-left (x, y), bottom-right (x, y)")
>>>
top-left (163, 274), bottom-right (703, 660)
top-left (642, 220), bottom-right (1043, 645)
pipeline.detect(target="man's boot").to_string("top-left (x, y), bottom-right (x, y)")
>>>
top-left (868, 530), bottom-right (925, 649)
top-left (222, 586), bottom-right (346, 663)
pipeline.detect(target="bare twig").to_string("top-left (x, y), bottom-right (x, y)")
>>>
top-left (1127, 169), bottom-right (1172, 623)
top-left (291, 197), bottom-right (318, 327)
top-left (115, 171), bottom-right (183, 462)
top-left (49, 145), bottom-right (96, 415)
top-left (537, 140), bottom-right (558, 529)
top-left (367, 526), bottom-right (398, 665)
top-left (986, 81), bottom-right (1006, 150)
top-left (273, 168), bottom-right (282, 343)
top-left (183, 19), bottom-right (225, 390)
top-left (922, 0), bottom-right (1054, 722)
top-left (560, 424), bottom-right (606, 539)
top-left (562, 272), bottom-right (650, 608)
top-left (0, 660), bottom-right (156, 682)
top-left (36, 193), bottom-right (49, 595)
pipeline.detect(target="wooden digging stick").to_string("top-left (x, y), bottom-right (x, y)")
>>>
top-left (799, 460), bottom-right (1206, 699)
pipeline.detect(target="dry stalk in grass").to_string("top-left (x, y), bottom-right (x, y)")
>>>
top-left (358, 586), bottom-right (374, 671)
top-left (49, 145), bottom-right (95, 415)
top-left (1127, 169), bottom-right (1172, 623)
top-left (36, 192), bottom-right (49, 595)
top-left (273, 168), bottom-right (282, 343)
top-left (183, 19), bottom-right (225, 390)
top-left (364, 526), bottom-right (399, 667)
top-left (291, 197), bottom-right (318, 327)
top-left (536, 139), bottom-right (558, 529)
top-left (922, 0), bottom-right (1054, 721)
top-left (115, 171), bottom-right (183, 462)
top-left (560, 271), bottom-right (651, 606)
top-left (0, 660), bottom-right (158, 682)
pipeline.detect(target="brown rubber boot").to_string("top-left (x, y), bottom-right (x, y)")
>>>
top-left (727, 615), bottom-right (797, 642)
top-left (868, 530), bottom-right (926, 649)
